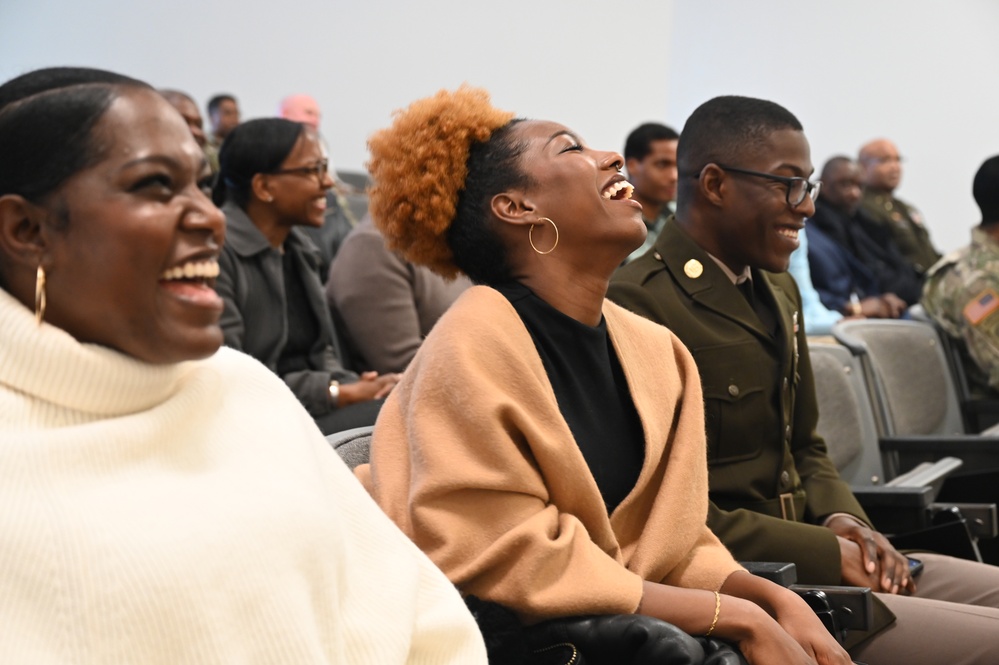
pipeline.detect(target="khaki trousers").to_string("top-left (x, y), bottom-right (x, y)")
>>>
top-left (851, 552), bottom-right (999, 665)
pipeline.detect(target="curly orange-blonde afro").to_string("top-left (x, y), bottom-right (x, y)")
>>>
top-left (367, 86), bottom-right (514, 279)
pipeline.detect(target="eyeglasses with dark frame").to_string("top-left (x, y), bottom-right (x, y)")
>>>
top-left (268, 158), bottom-right (330, 187)
top-left (707, 163), bottom-right (821, 207)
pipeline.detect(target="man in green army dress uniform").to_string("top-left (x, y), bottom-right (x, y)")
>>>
top-left (609, 95), bottom-right (999, 664)
top-left (858, 138), bottom-right (940, 275)
top-left (923, 155), bottom-right (999, 397)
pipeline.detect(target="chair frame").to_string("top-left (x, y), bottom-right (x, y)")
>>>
top-left (809, 341), bottom-right (991, 558)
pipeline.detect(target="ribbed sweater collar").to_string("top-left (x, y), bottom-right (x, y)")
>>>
top-left (0, 288), bottom-right (190, 418)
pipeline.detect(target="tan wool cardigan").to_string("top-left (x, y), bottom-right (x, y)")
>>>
top-left (357, 285), bottom-right (743, 622)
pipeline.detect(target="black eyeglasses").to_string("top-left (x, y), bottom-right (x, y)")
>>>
top-left (712, 163), bottom-right (821, 207)
top-left (268, 158), bottom-right (330, 187)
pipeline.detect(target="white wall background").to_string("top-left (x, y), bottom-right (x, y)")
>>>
top-left (667, 0), bottom-right (999, 253)
top-left (2, 0), bottom-right (996, 251)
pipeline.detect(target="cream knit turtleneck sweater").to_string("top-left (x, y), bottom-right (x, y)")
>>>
top-left (0, 288), bottom-right (486, 664)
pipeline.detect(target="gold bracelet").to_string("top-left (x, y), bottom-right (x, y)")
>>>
top-left (705, 591), bottom-right (721, 637)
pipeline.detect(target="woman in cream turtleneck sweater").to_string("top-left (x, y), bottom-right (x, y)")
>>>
top-left (0, 67), bottom-right (485, 664)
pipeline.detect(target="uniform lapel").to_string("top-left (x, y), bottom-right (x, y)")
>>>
top-left (654, 220), bottom-right (775, 344)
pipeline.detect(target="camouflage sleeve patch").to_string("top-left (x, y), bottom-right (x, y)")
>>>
top-left (963, 288), bottom-right (999, 326)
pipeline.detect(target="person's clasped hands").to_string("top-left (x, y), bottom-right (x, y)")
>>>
top-left (827, 514), bottom-right (916, 595)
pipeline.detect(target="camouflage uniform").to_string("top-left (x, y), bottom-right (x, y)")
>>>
top-left (922, 226), bottom-right (999, 393)
top-left (861, 189), bottom-right (940, 275)
top-left (204, 138), bottom-right (221, 175)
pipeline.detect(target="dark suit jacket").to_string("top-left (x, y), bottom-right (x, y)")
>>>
top-left (217, 202), bottom-right (357, 416)
top-left (806, 222), bottom-right (880, 312)
top-left (810, 200), bottom-right (923, 305)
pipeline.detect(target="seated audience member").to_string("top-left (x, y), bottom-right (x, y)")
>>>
top-left (808, 156), bottom-right (910, 318)
top-left (205, 92), bottom-right (240, 172)
top-left (279, 92), bottom-right (358, 278)
top-left (858, 138), bottom-right (940, 275)
top-left (623, 122), bottom-right (679, 263)
top-left (213, 117), bottom-right (399, 434)
top-left (159, 89), bottom-right (207, 149)
top-left (923, 155), bottom-right (999, 396)
top-left (357, 86), bottom-right (851, 665)
top-left (786, 226), bottom-right (843, 335)
top-left (207, 92), bottom-right (240, 146)
top-left (326, 214), bottom-right (471, 374)
top-left (0, 66), bottom-right (486, 664)
top-left (817, 155), bottom-right (924, 303)
top-left (609, 95), bottom-right (999, 665)
top-left (279, 93), bottom-right (322, 130)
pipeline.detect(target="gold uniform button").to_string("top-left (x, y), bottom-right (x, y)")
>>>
top-left (684, 259), bottom-right (703, 279)
top-left (728, 384), bottom-right (739, 397)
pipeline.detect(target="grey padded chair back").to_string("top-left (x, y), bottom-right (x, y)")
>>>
top-left (810, 342), bottom-right (963, 510)
top-left (326, 425), bottom-right (374, 469)
top-left (809, 342), bottom-right (886, 485)
top-left (832, 319), bottom-right (966, 437)
top-left (908, 304), bottom-right (976, 408)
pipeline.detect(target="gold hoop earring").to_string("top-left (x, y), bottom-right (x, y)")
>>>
top-left (35, 265), bottom-right (46, 326)
top-left (529, 217), bottom-right (559, 255)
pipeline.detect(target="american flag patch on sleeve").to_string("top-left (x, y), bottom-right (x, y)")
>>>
top-left (963, 289), bottom-right (999, 325)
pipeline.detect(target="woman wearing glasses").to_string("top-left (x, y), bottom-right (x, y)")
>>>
top-left (214, 118), bottom-right (399, 434)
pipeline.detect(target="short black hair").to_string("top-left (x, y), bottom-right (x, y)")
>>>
top-left (159, 88), bottom-right (196, 107)
top-left (974, 155), bottom-right (999, 225)
top-left (820, 155), bottom-right (854, 181)
top-left (677, 96), bottom-right (803, 173)
top-left (207, 94), bottom-right (236, 116)
top-left (676, 95), bottom-right (803, 209)
top-left (213, 117), bottom-right (305, 208)
top-left (0, 66), bottom-right (150, 203)
top-left (624, 122), bottom-right (679, 162)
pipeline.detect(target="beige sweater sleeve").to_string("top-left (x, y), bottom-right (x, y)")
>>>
top-left (360, 287), bottom-right (741, 623)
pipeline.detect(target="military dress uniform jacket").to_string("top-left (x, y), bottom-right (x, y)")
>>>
top-left (860, 190), bottom-right (940, 275)
top-left (609, 219), bottom-right (874, 583)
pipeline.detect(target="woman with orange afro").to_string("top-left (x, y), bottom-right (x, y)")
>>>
top-left (356, 87), bottom-right (851, 665)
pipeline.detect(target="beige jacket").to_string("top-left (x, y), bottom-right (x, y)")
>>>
top-left (357, 285), bottom-right (742, 623)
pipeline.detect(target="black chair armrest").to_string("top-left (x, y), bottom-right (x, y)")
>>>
top-left (789, 584), bottom-right (872, 633)
top-left (740, 561), bottom-right (797, 586)
top-left (741, 561), bottom-right (871, 644)
top-left (851, 485), bottom-right (933, 507)
top-left (850, 485), bottom-right (934, 534)
top-left (879, 435), bottom-right (999, 477)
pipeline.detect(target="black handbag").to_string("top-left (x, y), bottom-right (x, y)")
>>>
top-left (466, 597), bottom-right (747, 665)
